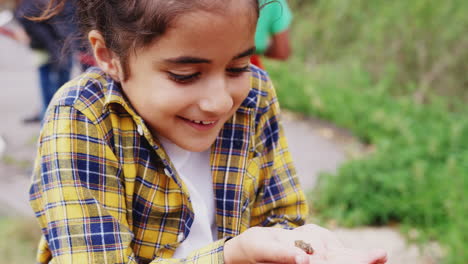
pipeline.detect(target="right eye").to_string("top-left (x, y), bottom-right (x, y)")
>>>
top-left (167, 72), bottom-right (201, 84)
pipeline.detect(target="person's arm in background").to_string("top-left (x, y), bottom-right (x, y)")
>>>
top-left (264, 29), bottom-right (291, 60)
top-left (263, 0), bottom-right (293, 60)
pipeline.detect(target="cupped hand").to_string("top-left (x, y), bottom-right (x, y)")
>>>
top-left (224, 226), bottom-right (309, 264)
top-left (223, 224), bottom-right (387, 264)
top-left (292, 224), bottom-right (388, 264)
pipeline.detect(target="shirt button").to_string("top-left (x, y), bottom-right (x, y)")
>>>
top-left (177, 232), bottom-right (184, 243)
top-left (137, 125), bottom-right (144, 136)
top-left (164, 168), bottom-right (171, 176)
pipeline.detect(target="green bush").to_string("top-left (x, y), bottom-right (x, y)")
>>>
top-left (266, 0), bottom-right (468, 263)
top-left (0, 218), bottom-right (40, 264)
top-left (290, 0), bottom-right (468, 101)
top-left (269, 59), bottom-right (468, 263)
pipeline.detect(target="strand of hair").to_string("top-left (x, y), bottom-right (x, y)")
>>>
top-left (27, 0), bottom-right (66, 21)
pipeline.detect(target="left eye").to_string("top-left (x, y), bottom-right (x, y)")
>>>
top-left (226, 66), bottom-right (251, 76)
top-left (167, 72), bottom-right (201, 84)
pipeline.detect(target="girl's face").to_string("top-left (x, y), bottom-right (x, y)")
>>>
top-left (121, 2), bottom-right (256, 152)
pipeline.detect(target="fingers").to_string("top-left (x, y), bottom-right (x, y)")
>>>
top-left (256, 253), bottom-right (310, 264)
top-left (236, 226), bottom-right (387, 264)
top-left (294, 224), bottom-right (388, 264)
top-left (295, 254), bottom-right (310, 264)
top-left (255, 242), bottom-right (309, 264)
top-left (305, 247), bottom-right (388, 264)
top-left (226, 227), bottom-right (310, 264)
top-left (305, 255), bottom-right (328, 264)
top-left (295, 224), bottom-right (344, 250)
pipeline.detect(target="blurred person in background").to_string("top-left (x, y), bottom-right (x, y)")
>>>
top-left (14, 0), bottom-right (75, 123)
top-left (251, 0), bottom-right (292, 69)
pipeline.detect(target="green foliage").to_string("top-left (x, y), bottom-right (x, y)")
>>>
top-left (0, 218), bottom-right (40, 263)
top-left (267, 0), bottom-right (468, 263)
top-left (290, 0), bottom-right (468, 101)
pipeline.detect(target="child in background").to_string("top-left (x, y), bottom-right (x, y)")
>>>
top-left (251, 0), bottom-right (293, 68)
top-left (15, 0), bottom-right (75, 123)
top-left (30, 0), bottom-right (388, 263)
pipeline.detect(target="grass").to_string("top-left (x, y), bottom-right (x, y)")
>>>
top-left (1, 155), bottom-right (33, 170)
top-left (267, 1), bottom-right (468, 263)
top-left (0, 217), bottom-right (41, 264)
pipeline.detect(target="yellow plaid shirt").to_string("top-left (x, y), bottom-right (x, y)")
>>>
top-left (30, 67), bottom-right (308, 263)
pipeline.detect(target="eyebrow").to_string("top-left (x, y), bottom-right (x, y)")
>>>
top-left (233, 46), bottom-right (256, 60)
top-left (164, 46), bottom-right (256, 65)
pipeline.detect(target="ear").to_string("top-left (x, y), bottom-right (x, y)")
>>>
top-left (88, 30), bottom-right (124, 81)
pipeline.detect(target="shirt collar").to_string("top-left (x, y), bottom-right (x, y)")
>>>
top-left (101, 75), bottom-right (135, 114)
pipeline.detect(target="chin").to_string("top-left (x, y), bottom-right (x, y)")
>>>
top-left (178, 139), bottom-right (214, 152)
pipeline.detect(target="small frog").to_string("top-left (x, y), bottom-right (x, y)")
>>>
top-left (294, 240), bottom-right (314, 255)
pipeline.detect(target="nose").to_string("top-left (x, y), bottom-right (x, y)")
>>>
top-left (199, 77), bottom-right (233, 115)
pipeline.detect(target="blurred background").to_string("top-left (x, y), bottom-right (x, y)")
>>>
top-left (1, 0), bottom-right (467, 263)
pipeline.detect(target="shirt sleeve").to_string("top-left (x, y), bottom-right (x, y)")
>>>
top-left (249, 76), bottom-right (308, 229)
top-left (268, 0), bottom-right (293, 34)
top-left (30, 105), bottom-right (227, 264)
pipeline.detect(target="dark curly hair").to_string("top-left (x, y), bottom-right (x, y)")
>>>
top-left (37, 0), bottom-right (260, 80)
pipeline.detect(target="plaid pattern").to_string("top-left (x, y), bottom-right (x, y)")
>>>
top-left (30, 66), bottom-right (308, 264)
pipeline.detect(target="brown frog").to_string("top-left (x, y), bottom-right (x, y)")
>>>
top-left (294, 240), bottom-right (314, 255)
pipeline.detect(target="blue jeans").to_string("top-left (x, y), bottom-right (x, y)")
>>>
top-left (39, 62), bottom-right (71, 115)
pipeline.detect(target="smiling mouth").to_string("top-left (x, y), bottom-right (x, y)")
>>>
top-left (178, 116), bottom-right (218, 126)
top-left (190, 120), bottom-right (216, 125)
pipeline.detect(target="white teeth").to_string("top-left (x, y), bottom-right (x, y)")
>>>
top-left (201, 121), bottom-right (215, 125)
top-left (190, 120), bottom-right (215, 125)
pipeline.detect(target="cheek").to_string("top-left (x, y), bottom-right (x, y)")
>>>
top-left (122, 77), bottom-right (183, 119)
top-left (230, 74), bottom-right (252, 104)
top-left (146, 90), bottom-right (188, 117)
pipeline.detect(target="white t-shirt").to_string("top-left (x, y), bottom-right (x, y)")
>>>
top-left (158, 137), bottom-right (218, 258)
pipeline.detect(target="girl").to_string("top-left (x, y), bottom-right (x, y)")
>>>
top-left (30, 0), bottom-right (388, 263)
